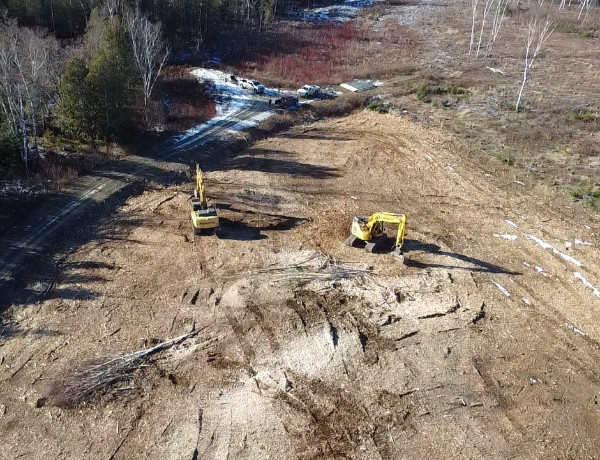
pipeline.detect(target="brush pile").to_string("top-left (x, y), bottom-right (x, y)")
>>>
top-left (45, 330), bottom-right (202, 408)
top-left (255, 251), bottom-right (372, 286)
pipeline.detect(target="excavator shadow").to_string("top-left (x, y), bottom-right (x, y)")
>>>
top-left (216, 217), bottom-right (268, 241)
top-left (402, 239), bottom-right (520, 275)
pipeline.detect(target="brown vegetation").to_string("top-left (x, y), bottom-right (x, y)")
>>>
top-left (153, 66), bottom-right (217, 134)
top-left (223, 20), bottom-right (421, 88)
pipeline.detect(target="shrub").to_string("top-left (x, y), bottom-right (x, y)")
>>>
top-left (566, 109), bottom-right (598, 124)
top-left (0, 123), bottom-right (21, 178)
top-left (571, 185), bottom-right (600, 210)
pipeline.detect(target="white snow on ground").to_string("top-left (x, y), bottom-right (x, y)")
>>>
top-left (535, 266), bottom-right (549, 277)
top-left (574, 239), bottom-right (593, 246)
top-left (0, 181), bottom-right (46, 197)
top-left (505, 220), bottom-right (518, 228)
top-left (574, 272), bottom-right (600, 299)
top-left (493, 233), bottom-right (517, 241)
top-left (526, 234), bottom-right (583, 267)
top-left (522, 298), bottom-right (531, 305)
top-left (172, 68), bottom-right (279, 143)
top-left (288, 0), bottom-right (383, 22)
top-left (566, 323), bottom-right (586, 336)
top-left (492, 281), bottom-right (511, 297)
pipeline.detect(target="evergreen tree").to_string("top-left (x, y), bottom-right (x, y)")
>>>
top-left (55, 57), bottom-right (96, 145)
top-left (0, 119), bottom-right (20, 177)
top-left (86, 17), bottom-right (137, 142)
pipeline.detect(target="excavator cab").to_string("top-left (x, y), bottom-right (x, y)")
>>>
top-left (190, 165), bottom-right (219, 235)
top-left (346, 212), bottom-right (406, 258)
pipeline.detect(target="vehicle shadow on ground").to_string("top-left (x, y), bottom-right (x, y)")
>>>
top-left (402, 239), bottom-right (520, 275)
top-left (216, 213), bottom-right (307, 241)
top-left (217, 217), bottom-right (267, 241)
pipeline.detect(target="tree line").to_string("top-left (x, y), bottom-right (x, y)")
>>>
top-left (0, 0), bottom-right (289, 41)
top-left (0, 2), bottom-right (170, 177)
top-left (0, 0), bottom-right (301, 178)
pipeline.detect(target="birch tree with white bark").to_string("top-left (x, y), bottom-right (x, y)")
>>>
top-left (486, 0), bottom-right (510, 55)
top-left (470, 0), bottom-right (480, 55)
top-left (515, 16), bottom-right (555, 111)
top-left (0, 24), bottom-right (61, 175)
top-left (124, 8), bottom-right (169, 110)
top-left (476, 0), bottom-right (495, 57)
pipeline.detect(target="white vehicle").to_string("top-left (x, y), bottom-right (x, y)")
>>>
top-left (239, 78), bottom-right (265, 94)
top-left (297, 85), bottom-right (320, 98)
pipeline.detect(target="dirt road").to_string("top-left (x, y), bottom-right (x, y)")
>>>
top-left (0, 89), bottom-right (272, 311)
top-left (2, 110), bottom-right (600, 459)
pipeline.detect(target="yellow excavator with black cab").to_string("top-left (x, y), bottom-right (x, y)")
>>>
top-left (345, 212), bottom-right (406, 258)
top-left (191, 164), bottom-right (219, 235)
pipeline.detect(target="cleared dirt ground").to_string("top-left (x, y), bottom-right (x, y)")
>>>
top-left (2, 110), bottom-right (600, 459)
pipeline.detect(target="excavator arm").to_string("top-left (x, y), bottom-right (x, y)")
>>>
top-left (366, 212), bottom-right (407, 250)
top-left (195, 164), bottom-right (208, 208)
top-left (347, 211), bottom-right (407, 256)
top-left (191, 164), bottom-right (219, 235)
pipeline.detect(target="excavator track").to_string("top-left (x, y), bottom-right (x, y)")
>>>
top-left (345, 235), bottom-right (359, 247)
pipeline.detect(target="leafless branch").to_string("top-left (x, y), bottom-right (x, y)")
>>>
top-left (516, 16), bottom-right (555, 111)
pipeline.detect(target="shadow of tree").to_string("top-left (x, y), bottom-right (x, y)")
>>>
top-left (224, 150), bottom-right (339, 179)
top-left (402, 239), bottom-right (520, 275)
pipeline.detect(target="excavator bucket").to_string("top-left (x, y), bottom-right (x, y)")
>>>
top-left (392, 247), bottom-right (405, 263)
top-left (346, 212), bottom-right (406, 261)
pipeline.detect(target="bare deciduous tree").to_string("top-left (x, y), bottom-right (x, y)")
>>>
top-left (470, 0), bottom-right (480, 55)
top-left (515, 16), bottom-right (555, 111)
top-left (486, 0), bottom-right (510, 55)
top-left (124, 8), bottom-right (169, 109)
top-left (0, 23), bottom-right (61, 175)
top-left (476, 0), bottom-right (495, 57)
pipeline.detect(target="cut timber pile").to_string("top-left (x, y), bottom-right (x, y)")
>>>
top-left (44, 329), bottom-right (204, 408)
top-left (254, 251), bottom-right (372, 285)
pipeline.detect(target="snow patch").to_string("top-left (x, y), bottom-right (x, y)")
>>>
top-left (173, 68), bottom-right (278, 144)
top-left (574, 272), bottom-right (600, 299)
top-left (492, 281), bottom-right (511, 297)
top-left (522, 298), bottom-right (531, 305)
top-left (574, 239), bottom-right (593, 246)
top-left (0, 181), bottom-right (46, 197)
top-left (535, 266), bottom-right (549, 277)
top-left (565, 323), bottom-right (585, 336)
top-left (287, 0), bottom-right (383, 23)
top-left (505, 220), bottom-right (518, 228)
top-left (526, 234), bottom-right (583, 267)
top-left (493, 233), bottom-right (517, 241)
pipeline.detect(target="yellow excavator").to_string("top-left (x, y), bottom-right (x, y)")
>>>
top-left (345, 212), bottom-right (407, 257)
top-left (190, 165), bottom-right (219, 235)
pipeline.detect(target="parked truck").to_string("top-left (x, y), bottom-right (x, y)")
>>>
top-left (297, 85), bottom-right (320, 98)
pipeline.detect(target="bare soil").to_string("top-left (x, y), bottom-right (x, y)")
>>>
top-left (2, 110), bottom-right (600, 458)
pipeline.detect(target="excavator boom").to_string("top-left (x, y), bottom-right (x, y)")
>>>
top-left (191, 164), bottom-right (219, 235)
top-left (346, 211), bottom-right (407, 257)
top-left (366, 213), bottom-right (406, 250)
top-left (195, 164), bottom-right (208, 208)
